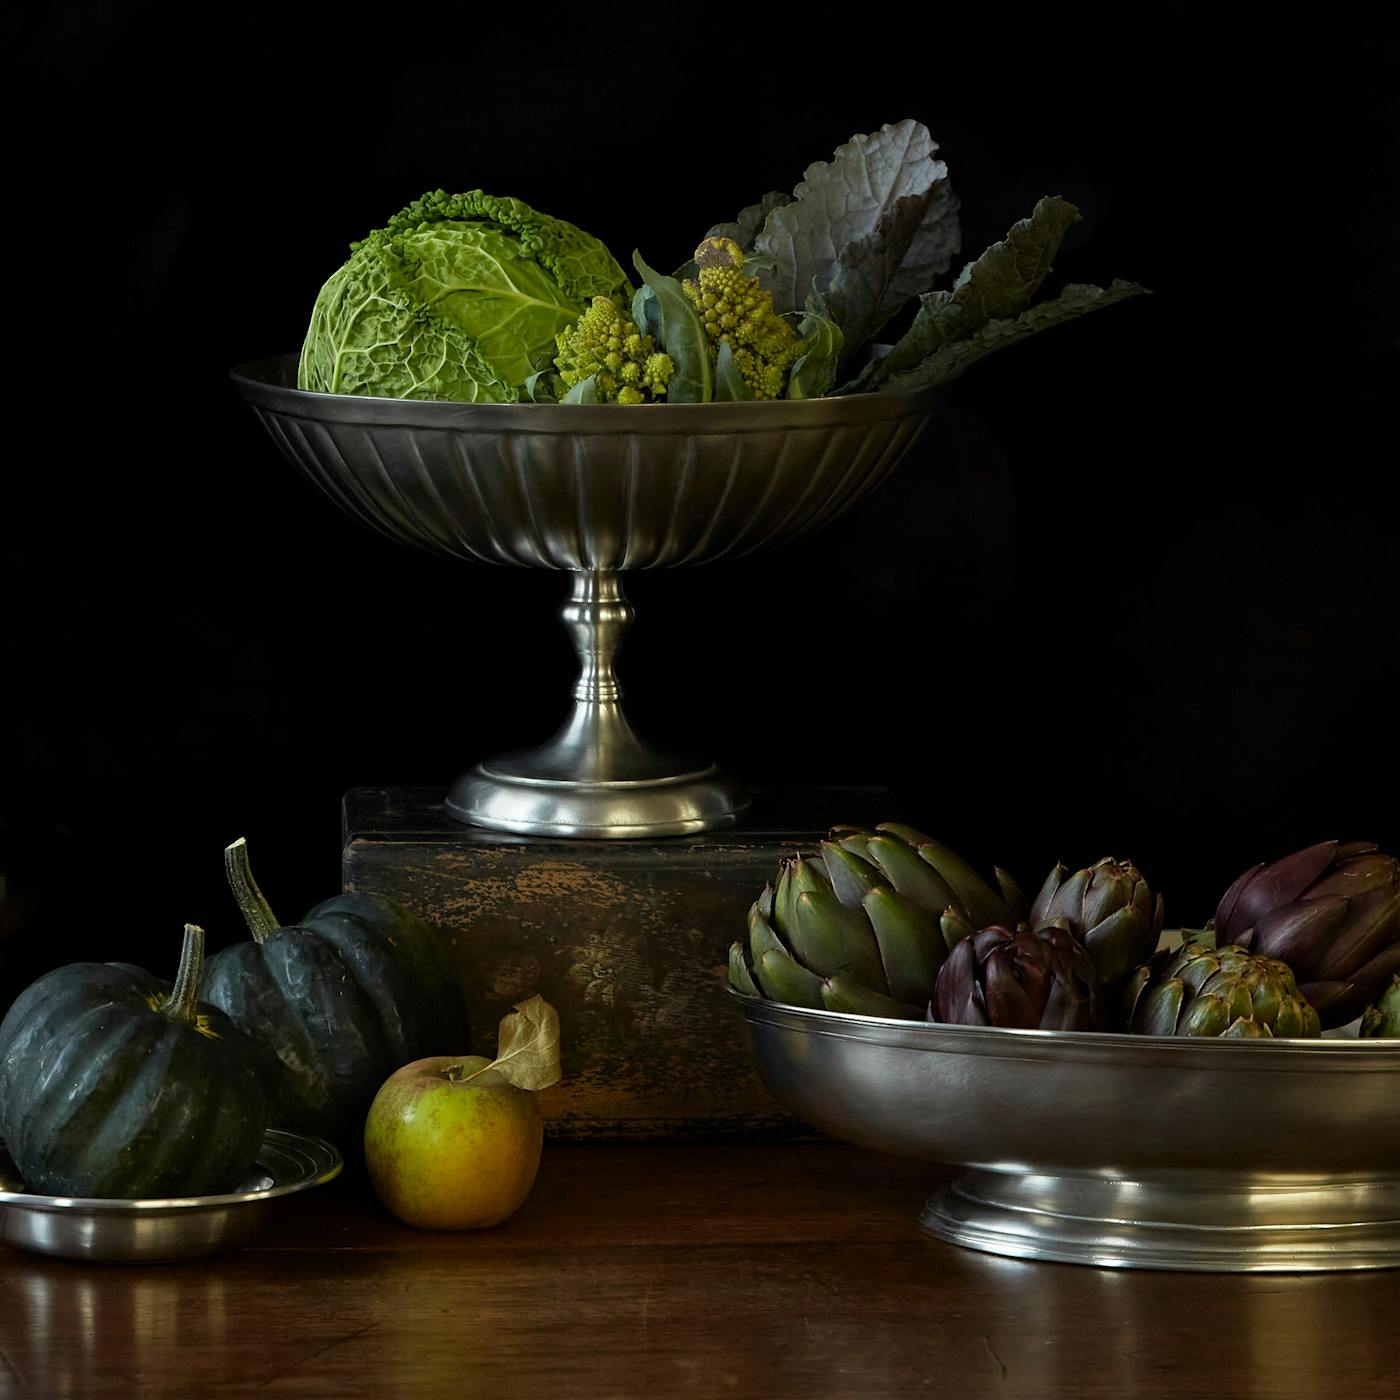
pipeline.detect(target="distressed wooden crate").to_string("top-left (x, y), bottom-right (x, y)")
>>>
top-left (342, 787), bottom-right (890, 1141)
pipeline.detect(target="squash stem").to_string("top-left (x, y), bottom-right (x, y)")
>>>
top-left (163, 923), bottom-right (206, 1024)
top-left (224, 837), bottom-right (280, 945)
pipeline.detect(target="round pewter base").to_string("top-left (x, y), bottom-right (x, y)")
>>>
top-left (445, 763), bottom-right (750, 838)
top-left (920, 1169), bottom-right (1400, 1272)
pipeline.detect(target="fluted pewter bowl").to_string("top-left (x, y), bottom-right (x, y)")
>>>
top-left (731, 993), bottom-right (1400, 1272)
top-left (232, 355), bottom-right (942, 837)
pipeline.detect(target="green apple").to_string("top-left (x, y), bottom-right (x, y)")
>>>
top-left (363, 1055), bottom-right (544, 1230)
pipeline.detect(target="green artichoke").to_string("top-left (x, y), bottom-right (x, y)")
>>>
top-left (1360, 973), bottom-right (1400, 1038)
top-left (1123, 940), bottom-right (1322, 1038)
top-left (727, 824), bottom-right (1023, 1018)
top-left (1029, 857), bottom-right (1164, 994)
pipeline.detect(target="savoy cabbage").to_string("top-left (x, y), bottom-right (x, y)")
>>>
top-left (298, 190), bottom-right (631, 402)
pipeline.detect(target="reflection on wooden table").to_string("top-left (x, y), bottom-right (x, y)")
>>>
top-left (2, 1145), bottom-right (1396, 1399)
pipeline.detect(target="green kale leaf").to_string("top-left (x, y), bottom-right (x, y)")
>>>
top-left (705, 191), bottom-right (793, 253)
top-left (864, 195), bottom-right (1083, 387)
top-left (754, 120), bottom-right (961, 366)
top-left (855, 195), bottom-right (1148, 394)
top-left (632, 251), bottom-right (713, 403)
top-left (714, 341), bottom-right (753, 401)
top-left (786, 297), bottom-right (844, 400)
top-left (878, 280), bottom-right (1149, 393)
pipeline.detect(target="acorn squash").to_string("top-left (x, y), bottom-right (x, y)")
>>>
top-left (202, 839), bottom-right (469, 1145)
top-left (0, 924), bottom-right (267, 1197)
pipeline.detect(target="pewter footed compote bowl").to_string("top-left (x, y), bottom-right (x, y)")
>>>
top-left (232, 355), bottom-right (940, 837)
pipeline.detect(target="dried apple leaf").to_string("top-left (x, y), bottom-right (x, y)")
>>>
top-left (484, 994), bottom-right (561, 1091)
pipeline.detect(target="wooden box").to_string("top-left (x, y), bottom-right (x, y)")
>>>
top-left (342, 787), bottom-right (890, 1140)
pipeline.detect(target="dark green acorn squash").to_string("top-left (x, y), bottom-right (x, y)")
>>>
top-left (202, 839), bottom-right (469, 1145)
top-left (0, 924), bottom-right (267, 1197)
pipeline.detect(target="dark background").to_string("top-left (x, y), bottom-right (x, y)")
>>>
top-left (3, 5), bottom-right (1396, 999)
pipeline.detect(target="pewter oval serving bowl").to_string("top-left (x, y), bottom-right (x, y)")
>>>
top-left (232, 356), bottom-right (943, 838)
top-left (0, 1128), bottom-right (343, 1262)
top-left (732, 993), bottom-right (1400, 1273)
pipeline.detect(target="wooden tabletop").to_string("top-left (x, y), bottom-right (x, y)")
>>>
top-left (1, 1144), bottom-right (1396, 1399)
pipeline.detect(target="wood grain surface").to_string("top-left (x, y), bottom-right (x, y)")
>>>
top-left (2, 1144), bottom-right (1396, 1399)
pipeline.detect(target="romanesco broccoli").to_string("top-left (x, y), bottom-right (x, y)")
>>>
top-left (682, 237), bottom-right (802, 399)
top-left (554, 296), bottom-right (674, 404)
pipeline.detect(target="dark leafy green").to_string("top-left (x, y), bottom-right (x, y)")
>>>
top-left (632, 251), bottom-right (713, 403)
top-left (787, 300), bottom-right (844, 400)
top-left (714, 342), bottom-right (753, 401)
top-left (879, 280), bottom-right (1148, 393)
top-left (560, 373), bottom-right (600, 404)
top-left (521, 370), bottom-right (559, 403)
top-left (631, 284), bottom-right (660, 343)
top-left (863, 196), bottom-right (1084, 388)
top-left (755, 120), bottom-right (960, 366)
top-left (706, 191), bottom-right (793, 252)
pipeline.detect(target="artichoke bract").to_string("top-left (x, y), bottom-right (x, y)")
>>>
top-left (931, 923), bottom-right (1096, 1030)
top-left (1360, 974), bottom-right (1400, 1038)
top-left (1029, 857), bottom-right (1164, 995)
top-left (727, 825), bottom-right (1022, 1019)
top-left (1124, 940), bottom-right (1321, 1038)
top-left (1212, 840), bottom-right (1400, 1027)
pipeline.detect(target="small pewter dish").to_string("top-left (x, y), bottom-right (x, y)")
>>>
top-left (0, 1129), bottom-right (342, 1262)
top-left (732, 991), bottom-right (1400, 1273)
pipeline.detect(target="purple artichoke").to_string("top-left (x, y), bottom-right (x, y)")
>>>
top-left (931, 923), bottom-right (1096, 1031)
top-left (1213, 840), bottom-right (1400, 1027)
